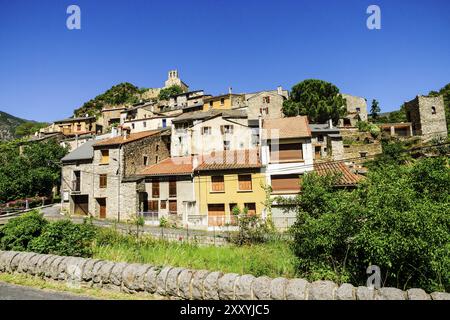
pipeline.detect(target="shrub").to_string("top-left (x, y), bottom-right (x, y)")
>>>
top-left (29, 219), bottom-right (97, 257)
top-left (0, 210), bottom-right (47, 251)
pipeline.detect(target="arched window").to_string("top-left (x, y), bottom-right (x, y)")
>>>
top-left (431, 106), bottom-right (436, 115)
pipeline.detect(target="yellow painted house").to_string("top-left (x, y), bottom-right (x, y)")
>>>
top-left (194, 149), bottom-right (266, 227)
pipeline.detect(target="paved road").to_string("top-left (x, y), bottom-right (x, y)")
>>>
top-left (0, 282), bottom-right (94, 300)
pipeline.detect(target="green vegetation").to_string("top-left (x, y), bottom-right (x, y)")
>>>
top-left (229, 206), bottom-right (273, 246)
top-left (74, 82), bottom-right (143, 117)
top-left (282, 79), bottom-right (347, 124)
top-left (158, 85), bottom-right (184, 101)
top-left (0, 139), bottom-right (68, 203)
top-left (0, 211), bottom-right (96, 258)
top-left (357, 120), bottom-right (381, 138)
top-left (93, 228), bottom-right (297, 278)
top-left (14, 121), bottom-right (48, 137)
top-left (288, 156), bottom-right (450, 292)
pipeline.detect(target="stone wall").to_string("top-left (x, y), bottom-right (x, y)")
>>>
top-left (1, 250), bottom-right (448, 300)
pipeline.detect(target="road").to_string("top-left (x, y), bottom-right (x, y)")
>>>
top-left (0, 282), bottom-right (94, 300)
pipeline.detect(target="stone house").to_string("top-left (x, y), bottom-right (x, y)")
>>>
top-left (171, 109), bottom-right (257, 157)
top-left (160, 90), bottom-right (212, 113)
top-left (244, 87), bottom-right (289, 120)
top-left (43, 115), bottom-right (98, 136)
top-left (404, 95), bottom-right (447, 141)
top-left (61, 129), bottom-right (171, 221)
top-left (100, 105), bottom-right (127, 133)
top-left (339, 94), bottom-right (368, 127)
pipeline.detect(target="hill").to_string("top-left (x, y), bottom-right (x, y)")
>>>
top-left (0, 111), bottom-right (47, 141)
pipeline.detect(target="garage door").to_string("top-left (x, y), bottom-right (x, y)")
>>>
top-left (208, 204), bottom-right (225, 226)
top-left (74, 195), bottom-right (89, 215)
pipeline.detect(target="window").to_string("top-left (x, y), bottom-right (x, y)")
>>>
top-left (152, 180), bottom-right (160, 198)
top-left (148, 200), bottom-right (158, 212)
top-left (155, 155), bottom-right (159, 163)
top-left (209, 101), bottom-right (213, 107)
top-left (359, 151), bottom-right (368, 158)
top-left (317, 135), bottom-right (324, 142)
top-left (260, 107), bottom-right (269, 115)
top-left (220, 98), bottom-right (225, 105)
top-left (356, 107), bottom-right (361, 113)
top-left (223, 140), bottom-right (230, 150)
top-left (238, 174), bottom-right (252, 191)
top-left (99, 174), bottom-right (107, 188)
top-left (220, 125), bottom-right (233, 134)
top-left (271, 174), bottom-right (301, 193)
top-left (77, 124), bottom-right (81, 131)
top-left (162, 119), bottom-right (167, 128)
top-left (169, 179), bottom-right (177, 197)
top-left (431, 106), bottom-right (436, 115)
top-left (100, 150), bottom-right (109, 164)
top-left (156, 144), bottom-right (159, 152)
top-left (143, 156), bottom-right (148, 166)
top-left (132, 123), bottom-right (135, 129)
top-left (160, 200), bottom-right (166, 209)
top-left (315, 146), bottom-right (321, 159)
top-left (211, 176), bottom-right (225, 192)
top-left (202, 126), bottom-right (212, 135)
top-left (169, 200), bottom-right (177, 214)
top-left (263, 96), bottom-right (270, 104)
top-left (143, 121), bottom-right (147, 128)
top-left (244, 203), bottom-right (256, 215)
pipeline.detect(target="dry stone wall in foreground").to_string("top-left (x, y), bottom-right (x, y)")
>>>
top-left (0, 250), bottom-right (449, 300)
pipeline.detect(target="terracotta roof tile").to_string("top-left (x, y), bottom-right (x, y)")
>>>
top-left (138, 156), bottom-right (194, 176)
top-left (196, 149), bottom-right (261, 171)
top-left (93, 130), bottom-right (161, 147)
top-left (262, 116), bottom-right (311, 139)
top-left (314, 162), bottom-right (362, 186)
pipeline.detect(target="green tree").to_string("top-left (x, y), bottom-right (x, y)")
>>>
top-left (14, 122), bottom-right (48, 137)
top-left (158, 85), bottom-right (184, 101)
top-left (370, 99), bottom-right (381, 120)
top-left (289, 157), bottom-right (450, 292)
top-left (282, 79), bottom-right (347, 124)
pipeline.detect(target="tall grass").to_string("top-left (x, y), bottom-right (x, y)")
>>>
top-left (92, 228), bottom-right (298, 278)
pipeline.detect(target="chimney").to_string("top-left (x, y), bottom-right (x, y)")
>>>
top-left (228, 87), bottom-right (232, 94)
top-left (277, 86), bottom-right (282, 95)
top-left (328, 119), bottom-right (333, 129)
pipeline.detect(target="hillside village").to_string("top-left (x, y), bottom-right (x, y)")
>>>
top-left (27, 70), bottom-right (448, 230)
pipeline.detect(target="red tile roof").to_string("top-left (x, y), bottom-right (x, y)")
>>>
top-left (196, 149), bottom-right (261, 171)
top-left (93, 130), bottom-right (160, 147)
top-left (314, 162), bottom-right (362, 186)
top-left (138, 156), bottom-right (194, 176)
top-left (262, 116), bottom-right (311, 139)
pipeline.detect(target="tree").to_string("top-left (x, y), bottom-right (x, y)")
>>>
top-left (282, 79), bottom-right (347, 124)
top-left (158, 85), bottom-right (184, 101)
top-left (288, 157), bottom-right (450, 292)
top-left (370, 99), bottom-right (381, 120)
top-left (0, 139), bottom-right (68, 203)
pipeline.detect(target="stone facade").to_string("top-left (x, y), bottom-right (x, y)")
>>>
top-left (164, 70), bottom-right (189, 92)
top-left (404, 95), bottom-right (447, 141)
top-left (2, 250), bottom-right (448, 300)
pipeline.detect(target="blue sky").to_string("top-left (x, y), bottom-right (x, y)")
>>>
top-left (0, 0), bottom-right (449, 122)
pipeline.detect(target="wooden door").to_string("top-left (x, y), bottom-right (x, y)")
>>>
top-left (74, 195), bottom-right (88, 215)
top-left (97, 198), bottom-right (106, 219)
top-left (208, 204), bottom-right (225, 226)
